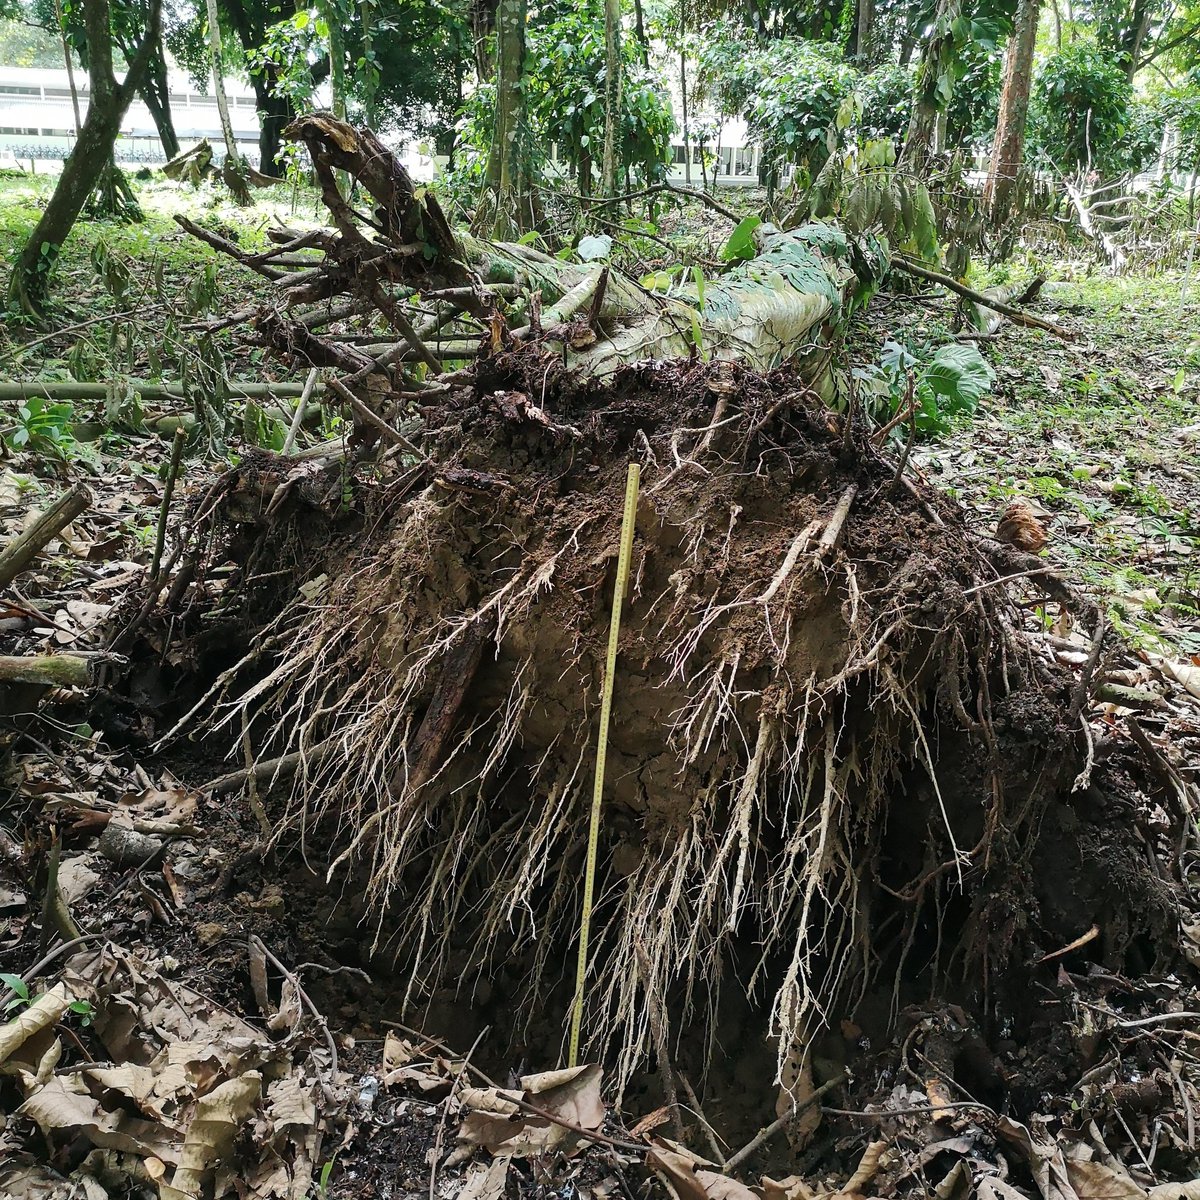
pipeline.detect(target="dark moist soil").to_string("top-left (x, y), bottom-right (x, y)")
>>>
top-left (4, 357), bottom-right (1198, 1195)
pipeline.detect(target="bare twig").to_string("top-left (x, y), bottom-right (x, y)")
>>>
top-left (282, 367), bottom-right (320, 455)
top-left (722, 1071), bottom-right (848, 1170)
top-left (892, 256), bottom-right (1074, 340)
top-left (429, 1026), bottom-right (490, 1200)
top-left (150, 428), bottom-right (187, 581)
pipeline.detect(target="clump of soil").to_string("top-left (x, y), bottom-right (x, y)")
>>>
top-left (151, 352), bottom-right (1189, 1102)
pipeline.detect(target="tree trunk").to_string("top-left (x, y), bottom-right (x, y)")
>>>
top-left (137, 41), bottom-right (179, 159)
top-left (984, 0), bottom-right (1041, 225)
top-left (902, 0), bottom-right (959, 168)
top-left (471, 0), bottom-right (497, 79)
top-left (7, 0), bottom-right (162, 317)
top-left (632, 0), bottom-right (649, 67)
top-left (680, 43), bottom-right (691, 186)
top-left (205, 0), bottom-right (249, 202)
top-left (483, 0), bottom-right (536, 238)
top-left (1122, 0), bottom-right (1152, 83)
top-left (853, 0), bottom-right (874, 62)
top-left (256, 87), bottom-right (292, 177)
top-left (359, 0), bottom-right (377, 124)
top-left (600, 0), bottom-right (623, 202)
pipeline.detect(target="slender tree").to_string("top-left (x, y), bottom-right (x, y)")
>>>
top-left (205, 0), bottom-right (250, 201)
top-left (482, 0), bottom-right (536, 236)
top-left (985, 0), bottom-right (1042, 224)
top-left (51, 0), bottom-right (83, 134)
top-left (679, 0), bottom-right (691, 186)
top-left (8, 0), bottom-right (162, 317)
top-left (902, 0), bottom-right (961, 167)
top-left (600, 0), bottom-right (623, 200)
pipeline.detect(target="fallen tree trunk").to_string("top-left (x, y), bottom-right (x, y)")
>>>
top-left (179, 114), bottom-right (884, 424)
top-left (0, 654), bottom-right (91, 686)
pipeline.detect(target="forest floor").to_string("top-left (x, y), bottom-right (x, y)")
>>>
top-left (2, 178), bottom-right (1200, 1199)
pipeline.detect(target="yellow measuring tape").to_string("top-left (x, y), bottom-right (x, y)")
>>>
top-left (568, 461), bottom-right (640, 1068)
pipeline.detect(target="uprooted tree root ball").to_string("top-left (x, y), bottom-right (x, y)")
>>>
top-left (162, 356), bottom-right (1182, 1095)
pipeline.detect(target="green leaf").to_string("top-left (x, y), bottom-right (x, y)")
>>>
top-left (721, 215), bottom-right (762, 262)
top-left (911, 183), bottom-right (939, 263)
top-left (921, 342), bottom-right (995, 411)
top-left (577, 234), bottom-right (611, 262)
top-left (689, 310), bottom-right (709, 362)
top-left (0, 973), bottom-right (29, 999)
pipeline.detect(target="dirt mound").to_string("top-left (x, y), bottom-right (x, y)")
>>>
top-left (153, 355), bottom-right (1186, 1097)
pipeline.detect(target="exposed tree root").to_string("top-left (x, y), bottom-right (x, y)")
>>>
top-left (150, 357), bottom-right (1187, 1101)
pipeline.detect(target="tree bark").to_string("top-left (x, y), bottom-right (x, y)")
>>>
top-left (853, 0), bottom-right (874, 62)
top-left (632, 0), bottom-right (649, 67)
top-left (7, 0), bottom-right (162, 317)
top-left (204, 0), bottom-right (250, 202)
top-left (471, 0), bottom-right (497, 79)
top-left (483, 0), bottom-right (536, 238)
top-left (136, 40), bottom-right (179, 159)
top-left (680, 43), bottom-right (691, 186)
top-left (222, 0), bottom-right (293, 176)
top-left (359, 0), bottom-right (377, 124)
top-left (1121, 0), bottom-right (1152, 83)
top-left (600, 0), bottom-right (623, 202)
top-left (984, 0), bottom-right (1042, 225)
top-left (902, 0), bottom-right (959, 169)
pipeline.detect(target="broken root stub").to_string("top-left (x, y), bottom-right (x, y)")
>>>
top-left (171, 358), bottom-right (1187, 1093)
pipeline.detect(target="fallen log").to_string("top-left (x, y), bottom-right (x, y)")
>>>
top-left (0, 654), bottom-right (91, 687)
top-left (892, 256), bottom-right (1072, 339)
top-left (0, 483), bottom-right (91, 590)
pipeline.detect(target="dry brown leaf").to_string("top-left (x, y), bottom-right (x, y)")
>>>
top-left (521, 1064), bottom-right (606, 1130)
top-left (647, 1141), bottom-right (711, 1200)
top-left (761, 1175), bottom-right (818, 1200)
top-left (1149, 654), bottom-right (1200, 701)
top-left (695, 1169), bottom-right (760, 1200)
top-left (1064, 1160), bottom-right (1145, 1200)
top-left (160, 1070), bottom-right (263, 1200)
top-left (267, 1076), bottom-right (316, 1132)
top-left (457, 1156), bottom-right (512, 1200)
top-left (996, 1116), bottom-right (1077, 1200)
top-left (0, 1161), bottom-right (98, 1200)
top-left (1148, 1184), bottom-right (1200, 1200)
top-left (18, 1075), bottom-right (180, 1163)
top-left (0, 984), bottom-right (72, 1064)
top-left (976, 1177), bottom-right (1036, 1200)
top-left (647, 1141), bottom-right (757, 1200)
top-left (382, 1030), bottom-right (416, 1071)
top-left (630, 1104), bottom-right (674, 1138)
top-left (843, 1140), bottom-right (889, 1193)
